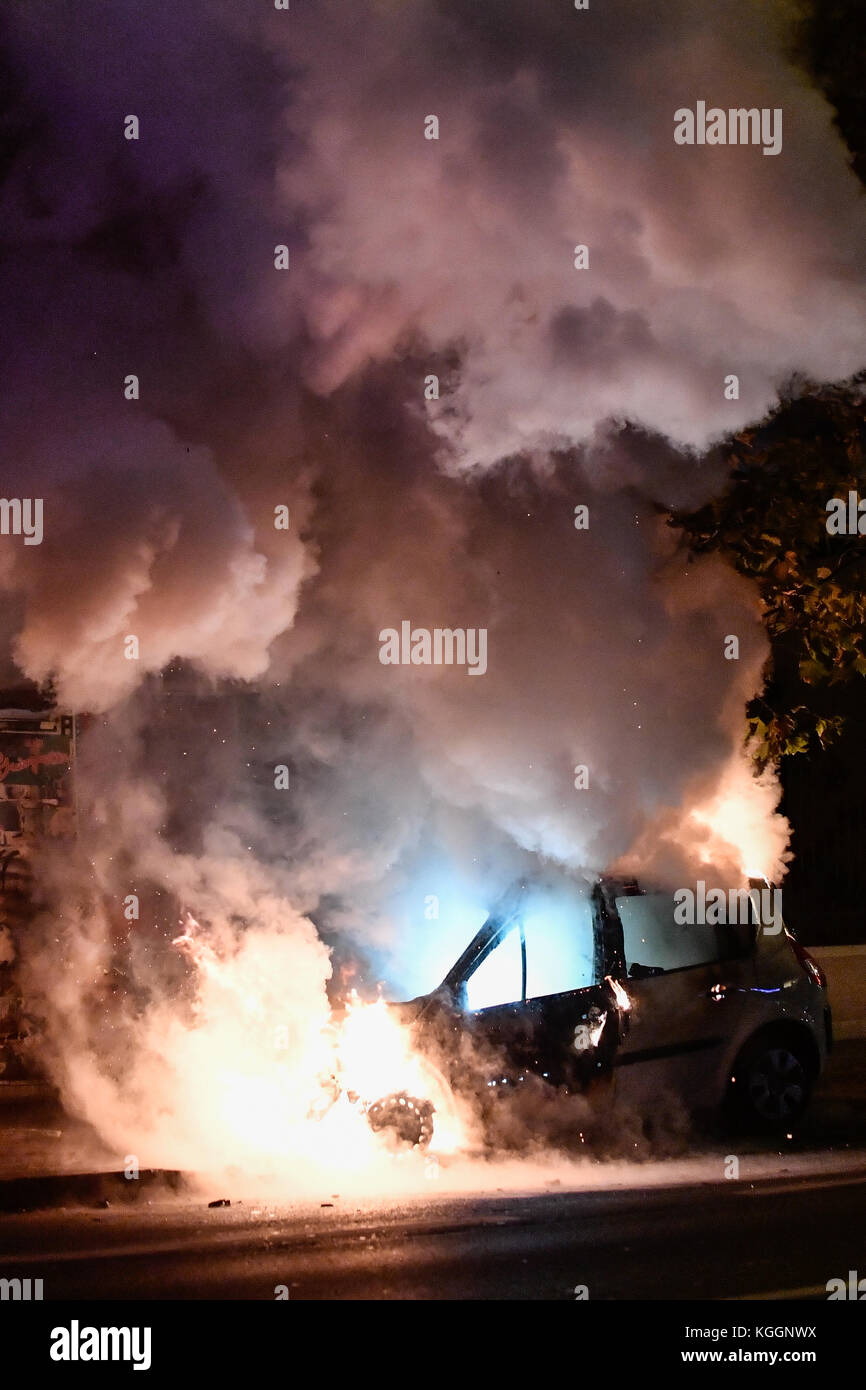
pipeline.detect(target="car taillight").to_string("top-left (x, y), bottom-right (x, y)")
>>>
top-left (790, 938), bottom-right (826, 988)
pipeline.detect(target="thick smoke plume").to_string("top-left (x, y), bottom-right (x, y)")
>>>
top-left (0, 1), bottom-right (862, 1178)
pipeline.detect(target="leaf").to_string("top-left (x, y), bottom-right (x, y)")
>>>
top-left (798, 659), bottom-right (827, 684)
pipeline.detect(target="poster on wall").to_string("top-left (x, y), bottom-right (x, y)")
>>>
top-left (0, 711), bottom-right (76, 850)
top-left (0, 712), bottom-right (76, 1077)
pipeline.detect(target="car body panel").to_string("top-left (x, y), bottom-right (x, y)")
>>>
top-left (463, 982), bottom-right (617, 1090)
top-left (398, 874), bottom-right (830, 1131)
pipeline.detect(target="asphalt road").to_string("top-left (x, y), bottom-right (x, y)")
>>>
top-left (0, 1041), bottom-right (864, 1301)
top-left (0, 1155), bottom-right (863, 1300)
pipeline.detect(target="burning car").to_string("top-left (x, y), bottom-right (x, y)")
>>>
top-left (365, 875), bottom-right (832, 1148)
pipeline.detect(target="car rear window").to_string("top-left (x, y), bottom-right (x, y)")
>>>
top-left (616, 892), bottom-right (747, 974)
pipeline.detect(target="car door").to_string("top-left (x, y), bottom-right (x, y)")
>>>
top-left (457, 901), bottom-right (619, 1091)
top-left (606, 888), bottom-right (755, 1103)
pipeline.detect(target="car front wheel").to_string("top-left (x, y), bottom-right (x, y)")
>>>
top-left (365, 1092), bottom-right (435, 1149)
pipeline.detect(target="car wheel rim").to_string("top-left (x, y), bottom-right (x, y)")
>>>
top-left (747, 1047), bottom-right (806, 1121)
top-left (366, 1092), bottom-right (435, 1148)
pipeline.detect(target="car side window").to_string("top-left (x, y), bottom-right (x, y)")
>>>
top-left (616, 892), bottom-right (723, 976)
top-left (464, 924), bottom-right (523, 1011)
top-left (523, 900), bottom-right (595, 998)
top-left (463, 894), bottom-right (596, 1009)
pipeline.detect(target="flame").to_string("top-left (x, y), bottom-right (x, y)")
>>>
top-left (337, 992), bottom-right (468, 1153)
top-left (127, 913), bottom-right (473, 1191)
top-left (685, 750), bottom-right (790, 881)
top-left (606, 975), bottom-right (631, 1013)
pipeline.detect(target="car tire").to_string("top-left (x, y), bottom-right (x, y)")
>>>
top-left (365, 1092), bottom-right (435, 1149)
top-left (726, 1034), bottom-right (812, 1133)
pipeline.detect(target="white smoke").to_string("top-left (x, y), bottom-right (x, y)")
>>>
top-left (0, 0), bottom-right (856, 1178)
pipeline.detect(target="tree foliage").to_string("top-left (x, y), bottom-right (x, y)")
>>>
top-left (672, 378), bottom-right (866, 769)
